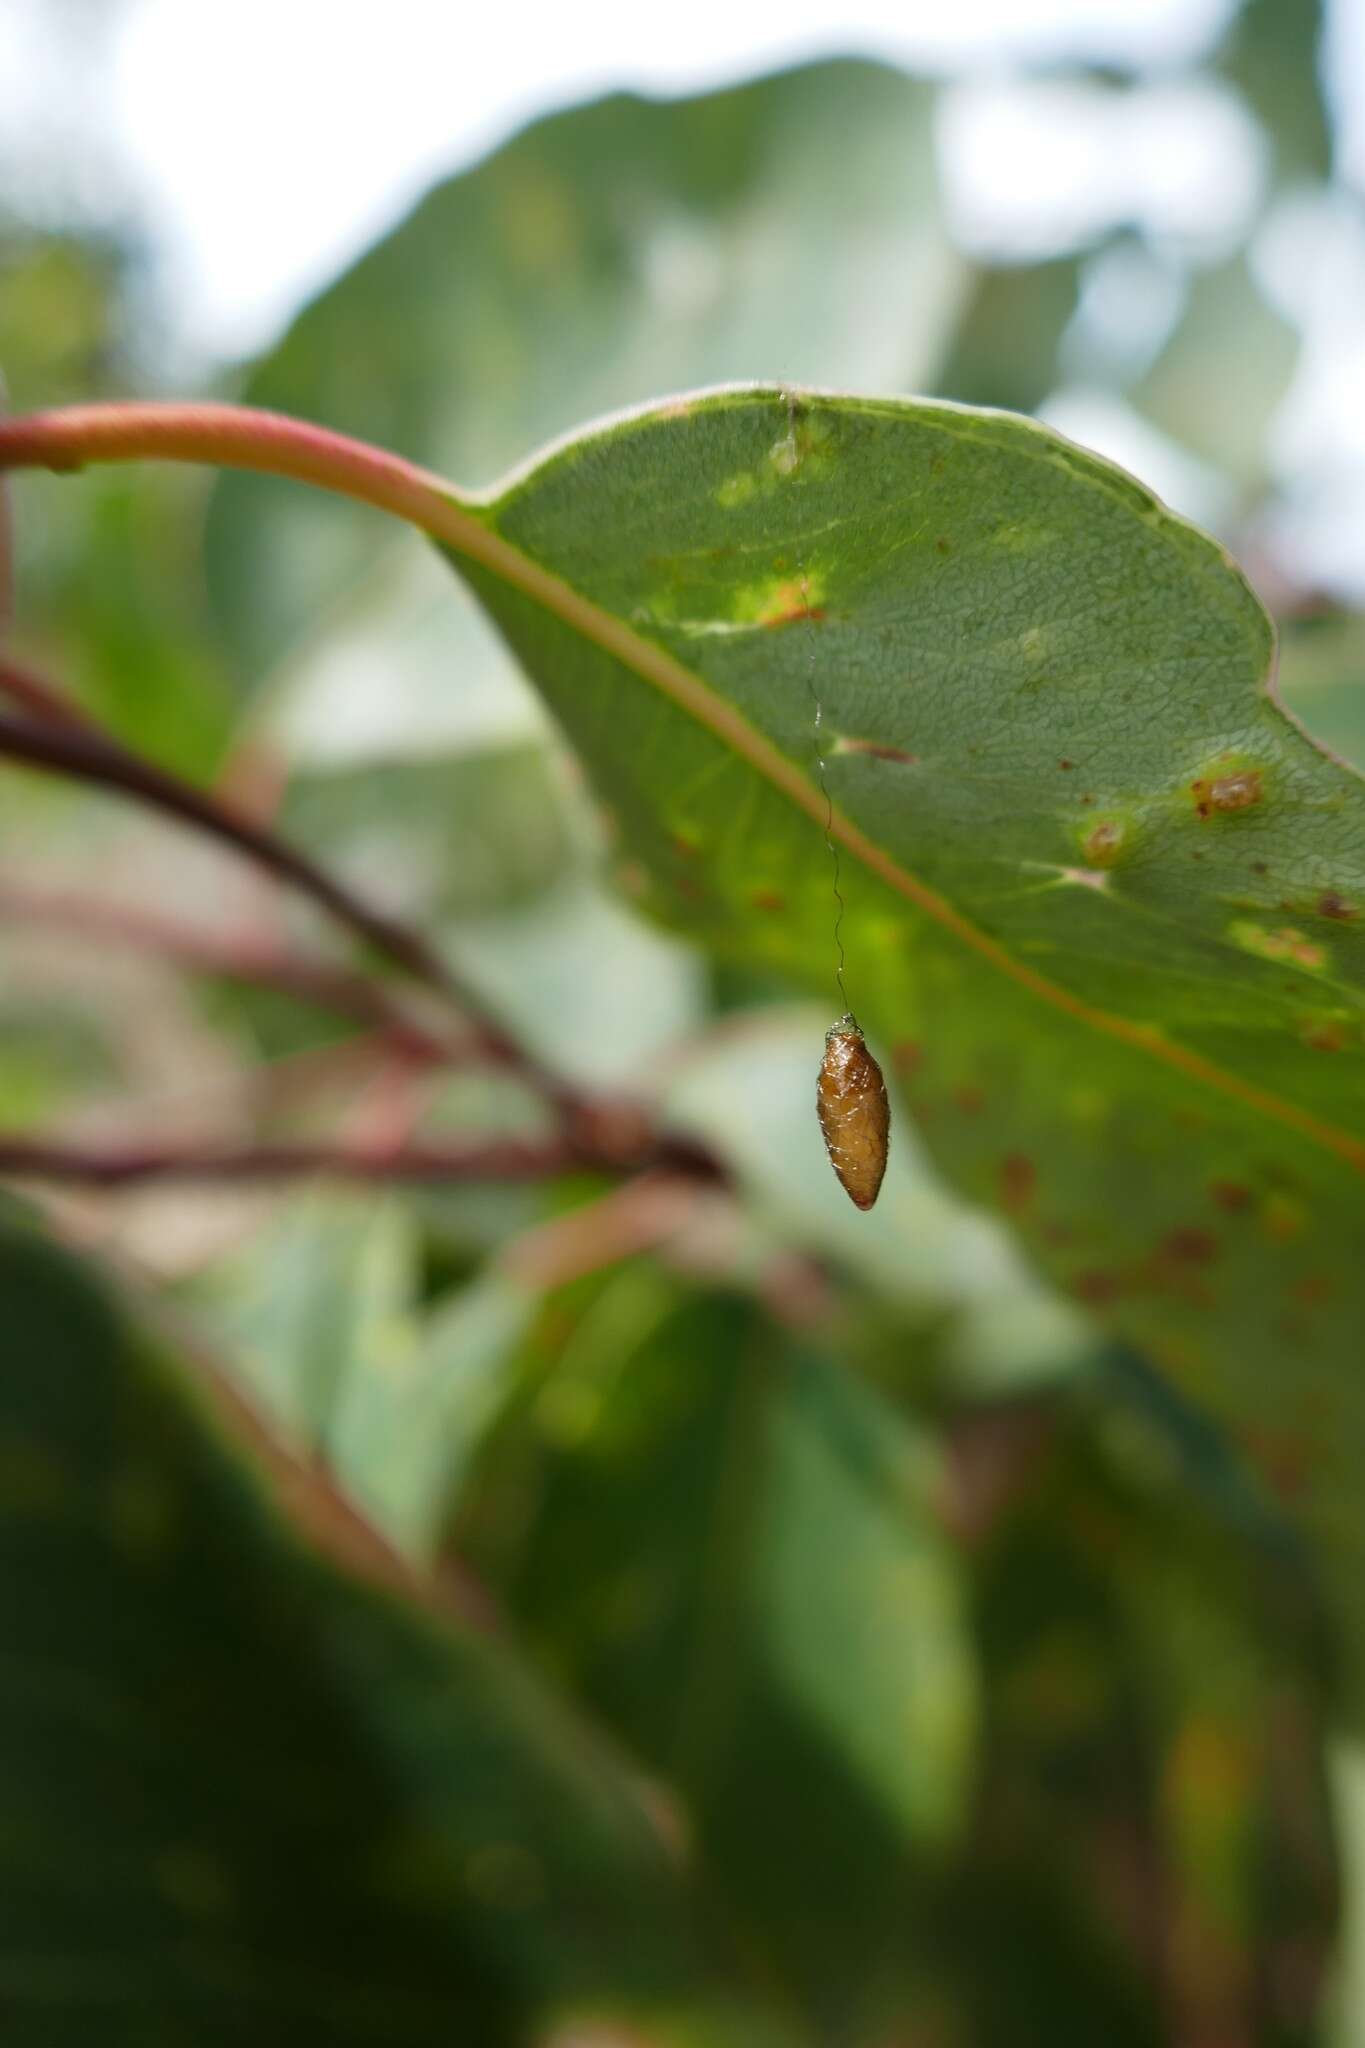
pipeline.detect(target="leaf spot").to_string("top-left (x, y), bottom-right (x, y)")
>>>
top-left (1160, 1226), bottom-right (1219, 1266)
top-left (1301, 1017), bottom-right (1347, 1052)
top-left (1080, 815), bottom-right (1130, 868)
top-left (999, 1153), bottom-right (1036, 1214)
top-left (1191, 766), bottom-right (1263, 818)
top-left (1227, 921), bottom-right (1327, 972)
top-left (833, 737), bottom-right (918, 763)
top-left (1059, 865), bottom-right (1110, 892)
top-left (1319, 890), bottom-right (1357, 921)
top-left (1075, 1269), bottom-right (1122, 1305)
top-left (715, 471), bottom-right (758, 509)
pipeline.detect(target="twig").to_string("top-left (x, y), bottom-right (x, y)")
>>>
top-left (0, 695), bottom-right (469, 997)
top-left (0, 650), bottom-right (98, 730)
top-left (0, 1135), bottom-right (585, 1185)
top-left (0, 880), bottom-right (452, 1062)
top-left (0, 1127), bottom-right (722, 1187)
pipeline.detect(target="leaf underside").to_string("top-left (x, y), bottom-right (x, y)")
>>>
top-left (442, 385), bottom-right (1365, 1715)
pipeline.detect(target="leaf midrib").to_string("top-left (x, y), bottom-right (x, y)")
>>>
top-left (434, 487), bottom-right (1365, 1180)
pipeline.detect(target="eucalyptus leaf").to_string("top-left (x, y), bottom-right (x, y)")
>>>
top-left (431, 382), bottom-right (1365, 1715)
top-left (460, 1277), bottom-right (976, 2036)
top-left (207, 59), bottom-right (958, 717)
top-left (0, 1221), bottom-right (788, 2045)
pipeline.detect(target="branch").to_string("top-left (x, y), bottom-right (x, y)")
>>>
top-left (0, 693), bottom-right (468, 1000)
top-left (0, 398), bottom-right (480, 539)
top-left (0, 1135), bottom-right (585, 1185)
top-left (0, 1126), bottom-right (722, 1187)
top-left (0, 880), bottom-right (452, 1062)
top-left (0, 649), bottom-right (98, 730)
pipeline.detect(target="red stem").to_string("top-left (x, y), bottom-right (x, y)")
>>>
top-left (0, 1128), bottom-right (721, 1186)
top-left (0, 401), bottom-right (476, 537)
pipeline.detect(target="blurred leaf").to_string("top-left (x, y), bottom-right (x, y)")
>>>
top-left (1218, 0), bottom-right (1331, 187)
top-left (0, 228), bottom-right (124, 406)
top-left (664, 1005), bottom-right (1091, 1388)
top-left (432, 382), bottom-right (1365, 1718)
top-left (1129, 252), bottom-right (1299, 494)
top-left (956, 1390), bottom-right (1334, 2045)
top-left (446, 875), bottom-right (705, 1089)
top-left (207, 58), bottom-right (959, 715)
top-left (1275, 611), bottom-right (1365, 774)
top-left (192, 1191), bottom-right (542, 1562)
top-left (281, 743), bottom-right (580, 922)
top-left (935, 255), bottom-right (1083, 418)
top-left (195, 1192), bottom-right (421, 1455)
top-left (462, 1276), bottom-right (977, 2038)
top-left (0, 1218), bottom-right (792, 2045)
top-left (12, 465), bottom-right (234, 779)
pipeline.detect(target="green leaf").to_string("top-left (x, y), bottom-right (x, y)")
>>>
top-left (0, 1218), bottom-right (791, 2044)
top-left (460, 1275), bottom-right (977, 2035)
top-left (1128, 252), bottom-right (1299, 494)
top-left (957, 1384), bottom-right (1334, 2042)
top-left (280, 744), bottom-right (580, 919)
top-left (446, 875), bottom-right (705, 1088)
top-left (935, 256), bottom-right (1083, 419)
top-left (207, 59), bottom-right (957, 703)
top-left (430, 383), bottom-right (1365, 1716)
top-left (1276, 611), bottom-right (1365, 776)
top-left (1218, 0), bottom-right (1332, 187)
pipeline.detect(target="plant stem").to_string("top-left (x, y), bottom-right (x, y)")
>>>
top-left (0, 696), bottom-right (466, 995)
top-left (0, 399), bottom-right (480, 533)
top-left (0, 650), bottom-right (99, 730)
top-left (0, 1135), bottom-right (583, 1185)
top-left (0, 1127), bottom-right (720, 1186)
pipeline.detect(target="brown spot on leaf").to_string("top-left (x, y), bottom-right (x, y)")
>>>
top-left (1229, 922), bottom-right (1326, 971)
top-left (1058, 758), bottom-right (1074, 771)
top-left (1318, 890), bottom-right (1356, 921)
top-left (752, 890), bottom-right (785, 912)
top-left (835, 738), bottom-right (918, 763)
top-left (892, 1040), bottom-right (924, 1076)
top-left (1293, 1272), bottom-right (1334, 1308)
top-left (999, 1154), bottom-right (1036, 1215)
top-left (953, 1085), bottom-right (985, 1115)
top-left (767, 602), bottom-right (826, 628)
top-left (1082, 818), bottom-right (1128, 867)
top-left (671, 834), bottom-right (699, 859)
top-left (935, 536), bottom-right (951, 555)
top-left (1212, 769), bottom-right (1262, 811)
top-left (1301, 1018), bottom-right (1346, 1052)
top-left (1210, 1180), bottom-right (1251, 1213)
top-left (1161, 1226), bottom-right (1218, 1266)
top-left (1191, 767), bottom-right (1263, 818)
top-left (1075, 1270), bottom-right (1122, 1306)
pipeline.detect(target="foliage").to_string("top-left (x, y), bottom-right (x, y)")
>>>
top-left (0, 4), bottom-right (1362, 2040)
